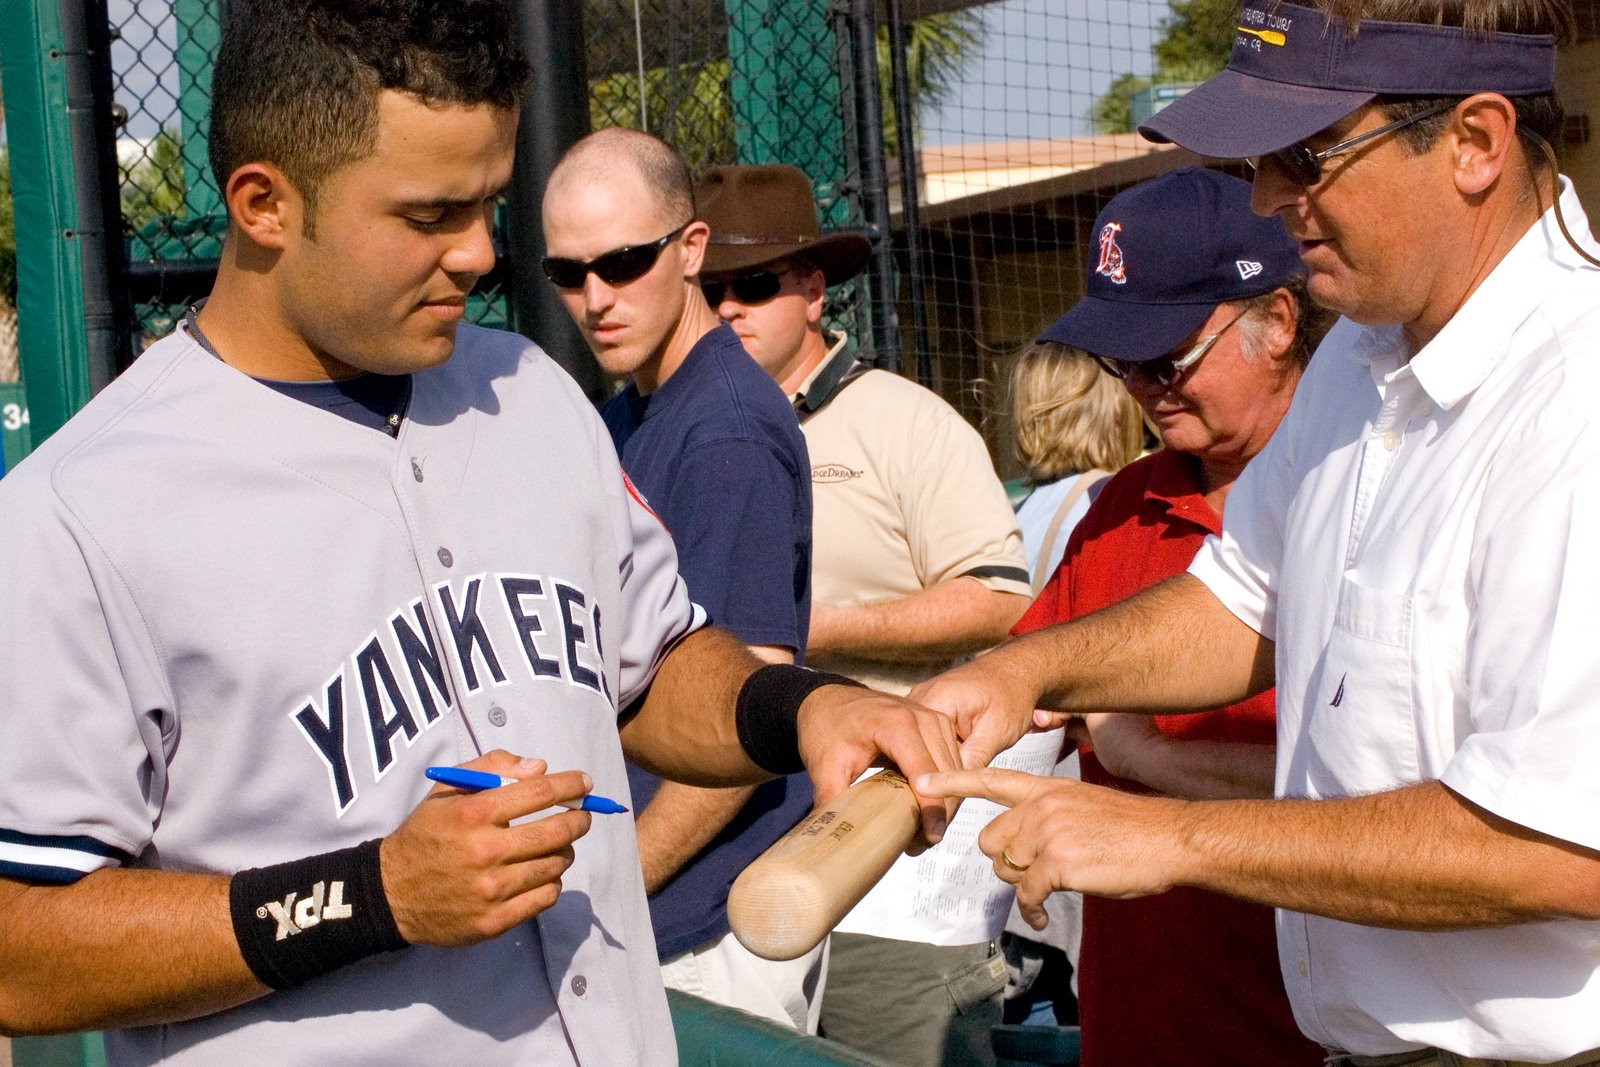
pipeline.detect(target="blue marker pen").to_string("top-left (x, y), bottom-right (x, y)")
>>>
top-left (425, 766), bottom-right (629, 814)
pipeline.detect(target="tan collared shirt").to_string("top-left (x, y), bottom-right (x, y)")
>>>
top-left (793, 334), bottom-right (1029, 694)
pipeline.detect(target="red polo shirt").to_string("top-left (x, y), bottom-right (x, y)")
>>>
top-left (1014, 449), bottom-right (1321, 1067)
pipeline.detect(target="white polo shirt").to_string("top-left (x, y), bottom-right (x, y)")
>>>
top-left (1189, 179), bottom-right (1600, 1060)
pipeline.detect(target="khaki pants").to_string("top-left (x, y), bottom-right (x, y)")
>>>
top-left (819, 934), bottom-right (1007, 1067)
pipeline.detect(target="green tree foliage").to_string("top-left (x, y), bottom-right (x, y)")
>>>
top-left (1, 75), bottom-right (15, 307)
top-left (121, 128), bottom-right (187, 231)
top-left (1, 146), bottom-right (16, 307)
top-left (589, 11), bottom-right (982, 170)
top-left (591, 59), bottom-right (736, 171)
top-left (1094, 0), bottom-right (1237, 134)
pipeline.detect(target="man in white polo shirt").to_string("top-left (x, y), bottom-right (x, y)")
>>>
top-left (913, 2), bottom-right (1600, 1065)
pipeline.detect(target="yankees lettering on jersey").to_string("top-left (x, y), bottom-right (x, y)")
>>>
top-left (293, 572), bottom-right (611, 816)
top-left (259, 878), bottom-right (355, 940)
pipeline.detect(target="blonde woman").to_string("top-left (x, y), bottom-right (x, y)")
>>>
top-left (1009, 343), bottom-right (1143, 591)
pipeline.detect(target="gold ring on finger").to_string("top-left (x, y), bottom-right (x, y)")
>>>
top-left (1000, 847), bottom-right (1029, 873)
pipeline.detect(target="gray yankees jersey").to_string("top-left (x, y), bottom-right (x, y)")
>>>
top-left (0, 323), bottom-right (702, 1065)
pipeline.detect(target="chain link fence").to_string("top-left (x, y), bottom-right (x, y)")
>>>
top-left (581, 0), bottom-right (877, 353)
top-left (41, 0), bottom-right (1214, 390)
top-left (569, 0), bottom-right (1214, 460)
top-left (8, 0), bottom-right (1594, 467)
top-left (108, 0), bottom-right (511, 348)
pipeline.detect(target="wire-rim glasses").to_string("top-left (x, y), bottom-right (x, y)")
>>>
top-left (1094, 307), bottom-right (1249, 387)
top-left (542, 221), bottom-right (693, 289)
top-left (1247, 100), bottom-right (1456, 187)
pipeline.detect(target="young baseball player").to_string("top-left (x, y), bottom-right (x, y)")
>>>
top-left (0, 3), bottom-right (959, 1064)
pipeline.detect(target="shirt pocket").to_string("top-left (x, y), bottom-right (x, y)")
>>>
top-left (1298, 576), bottom-right (1421, 792)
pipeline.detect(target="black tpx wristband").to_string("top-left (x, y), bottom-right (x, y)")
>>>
top-left (736, 664), bottom-right (866, 775)
top-left (229, 838), bottom-right (407, 990)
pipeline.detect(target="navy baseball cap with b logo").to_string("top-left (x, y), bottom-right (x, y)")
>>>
top-left (1138, 2), bottom-right (1557, 160)
top-left (1039, 167), bottom-right (1301, 362)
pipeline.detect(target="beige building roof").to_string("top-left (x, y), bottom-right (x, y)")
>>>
top-left (892, 133), bottom-right (1200, 225)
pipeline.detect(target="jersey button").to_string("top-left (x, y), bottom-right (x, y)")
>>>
top-left (411, 459), bottom-right (424, 482)
top-left (437, 547), bottom-right (453, 567)
top-left (570, 975), bottom-right (588, 996)
top-left (487, 705), bottom-right (508, 727)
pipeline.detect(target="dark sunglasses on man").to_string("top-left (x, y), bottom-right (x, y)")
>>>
top-left (541, 220), bottom-right (691, 289)
top-left (700, 269), bottom-right (789, 307)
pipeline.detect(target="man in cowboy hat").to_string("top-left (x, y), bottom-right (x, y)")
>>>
top-left (911, 2), bottom-right (1600, 1064)
top-left (541, 130), bottom-right (826, 1030)
top-left (698, 163), bottom-right (1033, 1066)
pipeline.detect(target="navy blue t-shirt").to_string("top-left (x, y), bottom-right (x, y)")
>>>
top-left (602, 323), bottom-right (814, 958)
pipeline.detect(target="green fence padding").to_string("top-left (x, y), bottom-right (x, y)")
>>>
top-left (992, 1023), bottom-right (1081, 1067)
top-left (10, 1033), bottom-right (106, 1067)
top-left (668, 989), bottom-right (896, 1067)
top-left (0, 0), bottom-right (94, 451)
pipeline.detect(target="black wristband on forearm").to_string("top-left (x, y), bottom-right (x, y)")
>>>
top-left (736, 664), bottom-right (866, 775)
top-left (229, 838), bottom-right (407, 990)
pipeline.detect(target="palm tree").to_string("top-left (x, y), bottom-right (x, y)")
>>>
top-left (587, 8), bottom-right (984, 170)
top-left (877, 10), bottom-right (983, 158)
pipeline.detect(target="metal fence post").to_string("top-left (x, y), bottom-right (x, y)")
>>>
top-left (844, 0), bottom-right (899, 371)
top-left (884, 0), bottom-right (930, 388)
top-left (507, 0), bottom-right (600, 400)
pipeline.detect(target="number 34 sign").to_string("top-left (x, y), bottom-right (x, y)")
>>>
top-left (0, 383), bottom-right (32, 475)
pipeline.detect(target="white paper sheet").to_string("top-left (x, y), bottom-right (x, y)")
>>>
top-left (832, 728), bottom-right (1066, 946)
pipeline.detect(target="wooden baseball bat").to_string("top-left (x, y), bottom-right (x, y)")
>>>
top-left (728, 767), bottom-right (922, 961)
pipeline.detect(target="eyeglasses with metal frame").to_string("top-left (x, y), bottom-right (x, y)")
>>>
top-left (1246, 99), bottom-right (1456, 187)
top-left (1093, 307), bottom-right (1250, 387)
top-left (541, 221), bottom-right (692, 289)
top-left (700, 269), bottom-right (791, 307)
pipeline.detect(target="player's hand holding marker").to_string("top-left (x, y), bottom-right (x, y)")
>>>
top-left (378, 750), bottom-right (598, 947)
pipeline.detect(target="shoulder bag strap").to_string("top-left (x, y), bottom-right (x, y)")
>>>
top-left (1031, 469), bottom-right (1111, 593)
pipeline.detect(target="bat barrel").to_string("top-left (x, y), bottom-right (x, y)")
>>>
top-left (728, 769), bottom-right (922, 961)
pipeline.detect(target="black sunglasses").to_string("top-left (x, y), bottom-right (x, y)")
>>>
top-left (1093, 308), bottom-right (1247, 387)
top-left (1247, 100), bottom-right (1455, 187)
top-left (541, 221), bottom-right (691, 289)
top-left (701, 270), bottom-right (787, 307)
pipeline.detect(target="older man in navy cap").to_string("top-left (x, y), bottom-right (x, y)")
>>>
top-left (912, 2), bottom-right (1600, 1065)
top-left (1018, 166), bottom-right (1327, 1067)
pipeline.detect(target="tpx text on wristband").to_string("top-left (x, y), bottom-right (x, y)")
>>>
top-left (229, 837), bottom-right (407, 990)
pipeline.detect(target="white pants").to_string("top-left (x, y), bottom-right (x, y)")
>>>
top-left (660, 930), bottom-right (828, 1033)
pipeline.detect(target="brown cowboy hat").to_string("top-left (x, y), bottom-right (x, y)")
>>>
top-left (696, 164), bottom-right (872, 286)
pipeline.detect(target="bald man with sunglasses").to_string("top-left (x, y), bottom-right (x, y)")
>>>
top-left (911, 2), bottom-right (1600, 1064)
top-left (541, 130), bottom-right (826, 1030)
